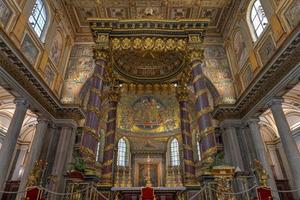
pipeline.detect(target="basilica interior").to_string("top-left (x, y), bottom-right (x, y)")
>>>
top-left (0, 0), bottom-right (300, 200)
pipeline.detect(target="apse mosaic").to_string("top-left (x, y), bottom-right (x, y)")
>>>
top-left (117, 94), bottom-right (180, 134)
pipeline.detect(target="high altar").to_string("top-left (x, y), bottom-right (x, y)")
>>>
top-left (71, 16), bottom-right (230, 199)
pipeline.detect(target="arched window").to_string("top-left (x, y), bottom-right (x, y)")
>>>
top-left (117, 138), bottom-right (127, 166)
top-left (197, 141), bottom-right (201, 161)
top-left (29, 0), bottom-right (48, 39)
top-left (249, 0), bottom-right (268, 40)
top-left (170, 138), bottom-right (180, 166)
top-left (95, 141), bottom-right (101, 162)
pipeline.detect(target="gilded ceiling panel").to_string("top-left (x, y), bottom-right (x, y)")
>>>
top-left (63, 0), bottom-right (232, 35)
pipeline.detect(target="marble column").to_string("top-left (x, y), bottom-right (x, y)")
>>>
top-left (81, 49), bottom-right (107, 173)
top-left (220, 120), bottom-right (244, 170)
top-left (101, 90), bottom-right (119, 186)
top-left (270, 98), bottom-right (300, 198)
top-left (49, 125), bottom-right (76, 198)
top-left (177, 86), bottom-right (196, 185)
top-left (16, 117), bottom-right (49, 200)
top-left (0, 98), bottom-right (28, 191)
top-left (247, 118), bottom-right (280, 199)
top-left (190, 50), bottom-right (217, 166)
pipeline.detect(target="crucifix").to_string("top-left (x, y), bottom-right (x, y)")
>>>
top-left (146, 154), bottom-right (152, 187)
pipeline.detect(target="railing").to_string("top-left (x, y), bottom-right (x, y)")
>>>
top-left (1, 181), bottom-right (300, 200)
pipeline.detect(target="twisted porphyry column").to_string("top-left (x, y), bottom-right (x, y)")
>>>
top-left (177, 86), bottom-right (196, 185)
top-left (101, 89), bottom-right (120, 186)
top-left (81, 48), bottom-right (108, 174)
top-left (190, 49), bottom-right (217, 168)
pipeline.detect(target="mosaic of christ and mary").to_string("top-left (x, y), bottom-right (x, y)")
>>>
top-left (118, 96), bottom-right (179, 133)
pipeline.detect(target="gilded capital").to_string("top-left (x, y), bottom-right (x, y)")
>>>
top-left (188, 49), bottom-right (204, 63)
top-left (109, 90), bottom-right (120, 102)
top-left (93, 33), bottom-right (109, 48)
top-left (176, 86), bottom-right (189, 102)
top-left (93, 48), bottom-right (109, 61)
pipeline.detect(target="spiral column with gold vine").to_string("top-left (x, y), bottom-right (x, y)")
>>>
top-left (80, 48), bottom-right (108, 175)
top-left (188, 35), bottom-right (217, 168)
top-left (101, 88), bottom-right (120, 186)
top-left (177, 85), bottom-right (197, 185)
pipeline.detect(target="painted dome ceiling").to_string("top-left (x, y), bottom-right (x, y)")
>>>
top-left (111, 37), bottom-right (186, 83)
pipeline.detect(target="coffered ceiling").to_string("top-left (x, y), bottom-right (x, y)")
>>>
top-left (62, 0), bottom-right (233, 37)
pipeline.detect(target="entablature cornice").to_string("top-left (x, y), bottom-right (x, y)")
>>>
top-left (0, 29), bottom-right (85, 122)
top-left (88, 18), bottom-right (209, 38)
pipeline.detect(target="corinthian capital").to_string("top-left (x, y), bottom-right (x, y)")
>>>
top-left (188, 49), bottom-right (204, 63)
top-left (93, 48), bottom-right (109, 61)
top-left (176, 85), bottom-right (189, 102)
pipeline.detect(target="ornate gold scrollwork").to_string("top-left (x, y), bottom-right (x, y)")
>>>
top-left (144, 37), bottom-right (155, 50)
top-left (189, 50), bottom-right (204, 62)
top-left (93, 48), bottom-right (109, 61)
top-left (166, 38), bottom-right (176, 50)
top-left (122, 38), bottom-right (131, 49)
top-left (133, 38), bottom-right (142, 49)
top-left (176, 85), bottom-right (189, 102)
top-left (112, 38), bottom-right (121, 50)
top-left (110, 37), bottom-right (188, 52)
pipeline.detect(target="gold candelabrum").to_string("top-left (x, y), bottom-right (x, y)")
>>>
top-left (254, 159), bottom-right (268, 187)
top-left (114, 167), bottom-right (120, 187)
top-left (166, 166), bottom-right (182, 187)
top-left (115, 166), bottom-right (133, 187)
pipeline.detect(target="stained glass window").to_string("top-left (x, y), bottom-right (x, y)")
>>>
top-left (170, 138), bottom-right (180, 166)
top-left (29, 0), bottom-right (47, 38)
top-left (117, 138), bottom-right (126, 166)
top-left (250, 0), bottom-right (268, 40)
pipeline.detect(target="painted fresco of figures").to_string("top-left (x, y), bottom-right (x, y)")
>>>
top-left (61, 44), bottom-right (95, 104)
top-left (21, 34), bottom-right (39, 65)
top-left (44, 64), bottom-right (56, 87)
top-left (285, 0), bottom-right (300, 29)
top-left (233, 30), bottom-right (247, 69)
top-left (49, 31), bottom-right (63, 66)
top-left (0, 0), bottom-right (12, 27)
top-left (204, 45), bottom-right (236, 104)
